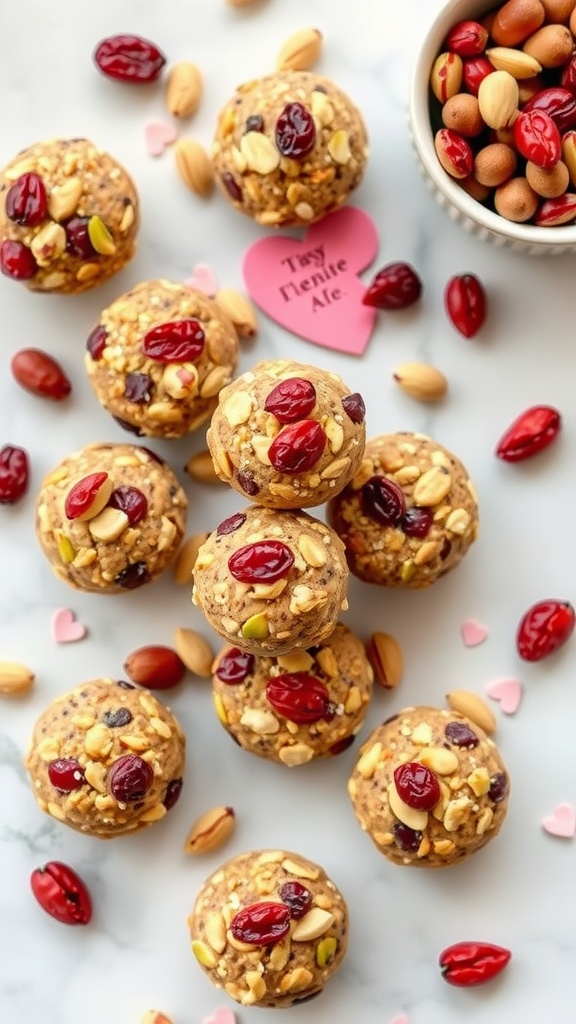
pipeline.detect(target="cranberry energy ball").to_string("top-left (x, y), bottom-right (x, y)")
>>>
top-left (348, 706), bottom-right (509, 868)
top-left (35, 442), bottom-right (187, 593)
top-left (328, 432), bottom-right (479, 588)
top-left (25, 678), bottom-right (185, 838)
top-left (192, 505), bottom-right (349, 656)
top-left (85, 279), bottom-right (239, 439)
top-left (0, 138), bottom-right (139, 293)
top-left (212, 622), bottom-right (373, 765)
top-left (189, 848), bottom-right (349, 1007)
top-left (212, 70), bottom-right (369, 226)
top-left (206, 358), bottom-right (366, 509)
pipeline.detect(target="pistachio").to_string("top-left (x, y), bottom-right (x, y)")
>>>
top-left (87, 215), bottom-right (116, 256)
top-left (174, 138), bottom-right (214, 196)
top-left (184, 449), bottom-right (220, 484)
top-left (393, 361), bottom-right (448, 403)
top-left (366, 632), bottom-right (403, 689)
top-left (0, 661), bottom-right (35, 697)
top-left (183, 805), bottom-right (235, 854)
top-left (276, 27), bottom-right (323, 71)
top-left (165, 61), bottom-right (203, 118)
top-left (316, 936), bottom-right (338, 967)
top-left (446, 689), bottom-right (496, 735)
top-left (215, 288), bottom-right (258, 338)
top-left (173, 627), bottom-right (214, 677)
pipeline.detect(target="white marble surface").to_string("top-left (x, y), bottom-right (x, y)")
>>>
top-left (2, 1), bottom-right (576, 1022)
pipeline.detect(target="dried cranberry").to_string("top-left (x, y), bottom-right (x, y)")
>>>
top-left (114, 561), bottom-right (151, 589)
top-left (266, 673), bottom-right (331, 724)
top-left (516, 599), bottom-right (575, 661)
top-left (113, 416), bottom-right (144, 436)
top-left (264, 378), bottom-right (317, 423)
top-left (393, 822), bottom-right (423, 853)
top-left (268, 420), bottom-right (327, 474)
top-left (93, 34), bottom-right (166, 84)
top-left (216, 648), bottom-right (255, 683)
top-left (362, 262), bottom-right (422, 309)
top-left (143, 319), bottom-right (205, 363)
top-left (108, 486), bottom-right (148, 526)
top-left (107, 755), bottom-right (154, 801)
top-left (444, 721), bottom-right (479, 748)
top-left (445, 19), bottom-right (488, 57)
top-left (102, 708), bottom-right (133, 728)
top-left (124, 372), bottom-right (153, 404)
top-left (0, 445), bottom-right (29, 504)
top-left (86, 325), bottom-right (108, 360)
top-left (30, 861), bottom-right (92, 926)
top-left (489, 773), bottom-right (508, 803)
top-left (279, 881), bottom-right (313, 919)
top-left (513, 109), bottom-right (561, 170)
top-left (523, 87), bottom-right (576, 134)
top-left (230, 902), bottom-right (291, 945)
top-left (0, 240), bottom-right (38, 280)
top-left (402, 506), bottom-right (433, 539)
top-left (275, 102), bottom-right (316, 158)
top-left (221, 172), bottom-right (242, 201)
top-left (244, 114), bottom-right (265, 133)
top-left (163, 777), bottom-right (183, 810)
top-left (65, 217), bottom-right (96, 259)
top-left (342, 392), bottom-right (365, 424)
top-left (394, 762), bottom-right (441, 811)
top-left (236, 470), bottom-right (259, 496)
top-left (5, 173), bottom-right (47, 227)
top-left (64, 472), bottom-right (109, 520)
top-left (47, 758), bottom-right (86, 793)
top-left (329, 734), bottom-right (356, 756)
top-left (216, 511), bottom-right (246, 535)
top-left (561, 54), bottom-right (576, 92)
top-left (228, 540), bottom-right (294, 584)
top-left (444, 273), bottom-right (487, 339)
top-left (462, 56), bottom-right (493, 96)
top-left (361, 475), bottom-right (406, 526)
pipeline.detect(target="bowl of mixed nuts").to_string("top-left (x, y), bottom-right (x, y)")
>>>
top-left (409, 0), bottom-right (576, 253)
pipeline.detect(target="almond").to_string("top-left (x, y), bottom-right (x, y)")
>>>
top-left (184, 449), bottom-right (221, 484)
top-left (165, 61), bottom-right (203, 118)
top-left (276, 27), bottom-right (323, 71)
top-left (478, 69), bottom-right (519, 129)
top-left (0, 661), bottom-right (35, 697)
top-left (183, 805), bottom-right (235, 854)
top-left (123, 645), bottom-right (186, 689)
top-left (215, 288), bottom-right (258, 338)
top-left (173, 531), bottom-right (209, 585)
top-left (366, 632), bottom-right (403, 689)
top-left (174, 138), bottom-right (214, 196)
top-left (173, 627), bottom-right (214, 677)
top-left (446, 689), bottom-right (497, 735)
top-left (392, 361), bottom-right (448, 402)
top-left (486, 46), bottom-right (542, 78)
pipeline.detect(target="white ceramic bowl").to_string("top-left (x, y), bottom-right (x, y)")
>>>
top-left (409, 0), bottom-right (576, 254)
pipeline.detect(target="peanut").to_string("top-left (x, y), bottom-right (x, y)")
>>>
top-left (526, 158), bottom-right (570, 196)
top-left (494, 175), bottom-right (539, 220)
top-left (441, 94), bottom-right (484, 137)
top-left (491, 0), bottom-right (546, 47)
top-left (522, 23), bottom-right (574, 66)
top-left (0, 661), bottom-right (35, 696)
top-left (183, 805), bottom-right (235, 854)
top-left (474, 142), bottom-right (518, 187)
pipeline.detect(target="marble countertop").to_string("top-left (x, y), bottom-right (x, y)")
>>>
top-left (2, 1), bottom-right (576, 1022)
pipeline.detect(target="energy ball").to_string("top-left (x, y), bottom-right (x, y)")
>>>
top-left (25, 677), bottom-right (185, 838)
top-left (35, 442), bottom-right (187, 594)
top-left (85, 280), bottom-right (239, 439)
top-left (206, 358), bottom-right (366, 509)
top-left (348, 705), bottom-right (509, 868)
top-left (192, 504), bottom-right (349, 656)
top-left (189, 848), bottom-right (348, 1007)
top-left (0, 137), bottom-right (138, 293)
top-left (328, 432), bottom-right (479, 588)
top-left (212, 70), bottom-right (369, 227)
top-left (212, 622), bottom-right (374, 766)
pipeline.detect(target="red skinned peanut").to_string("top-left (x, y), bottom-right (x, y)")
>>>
top-left (516, 599), bottom-right (575, 662)
top-left (440, 941), bottom-right (512, 986)
top-left (30, 861), bottom-right (92, 925)
top-left (495, 405), bottom-right (561, 462)
top-left (444, 273), bottom-right (487, 338)
top-left (445, 20), bottom-right (488, 57)
top-left (513, 110), bottom-right (561, 170)
top-left (11, 348), bottom-right (72, 401)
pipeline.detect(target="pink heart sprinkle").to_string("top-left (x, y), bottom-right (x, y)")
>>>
top-left (184, 262), bottom-right (218, 297)
top-left (202, 1008), bottom-right (237, 1024)
top-left (144, 119), bottom-right (178, 157)
top-left (460, 618), bottom-right (489, 647)
top-left (542, 802), bottom-right (576, 838)
top-left (485, 677), bottom-right (523, 714)
top-left (390, 1016), bottom-right (410, 1024)
top-left (51, 607), bottom-right (87, 644)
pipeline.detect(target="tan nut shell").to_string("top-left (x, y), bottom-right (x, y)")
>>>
top-left (392, 361), bottom-right (448, 402)
top-left (276, 27), bottom-right (323, 71)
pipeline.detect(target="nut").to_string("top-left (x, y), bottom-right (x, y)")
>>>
top-left (124, 645), bottom-right (186, 689)
top-left (30, 222), bottom-right (66, 266)
top-left (291, 907), bottom-right (334, 941)
top-left (366, 632), bottom-right (403, 689)
top-left (140, 1013), bottom-right (175, 1024)
top-left (183, 805), bottom-right (235, 854)
top-left (392, 361), bottom-right (448, 402)
top-left (165, 61), bottom-right (203, 117)
top-left (215, 288), bottom-right (258, 338)
top-left (185, 450), bottom-right (221, 484)
top-left (88, 506), bottom-right (129, 542)
top-left (240, 131), bottom-right (281, 175)
top-left (418, 746), bottom-right (459, 775)
top-left (0, 660), bottom-right (35, 696)
top-left (174, 138), bottom-right (214, 196)
top-left (173, 532), bottom-right (209, 585)
top-left (446, 690), bottom-right (496, 734)
top-left (240, 707), bottom-right (279, 734)
top-left (174, 627), bottom-right (214, 677)
top-left (47, 177), bottom-right (83, 221)
top-left (486, 45), bottom-right (542, 77)
top-left (478, 69), bottom-right (519, 130)
top-left (388, 782), bottom-right (429, 830)
top-left (327, 129), bottom-right (352, 164)
top-left (412, 466), bottom-right (452, 506)
top-left (276, 27), bottom-right (323, 71)
top-left (522, 23), bottom-right (574, 68)
top-left (492, 0), bottom-right (546, 48)
top-left (430, 51), bottom-right (463, 103)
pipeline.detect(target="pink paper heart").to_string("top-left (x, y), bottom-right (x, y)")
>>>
top-left (461, 618), bottom-right (489, 647)
top-left (202, 1008), bottom-right (237, 1024)
top-left (51, 607), bottom-right (87, 644)
top-left (542, 802), bottom-right (576, 838)
top-left (485, 677), bottom-right (523, 714)
top-left (144, 119), bottom-right (177, 157)
top-left (243, 206), bottom-right (379, 355)
top-left (184, 262), bottom-right (218, 296)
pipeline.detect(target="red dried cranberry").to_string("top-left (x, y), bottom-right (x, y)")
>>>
top-left (86, 325), bottom-right (108, 360)
top-left (445, 19), bottom-right (488, 57)
top-left (362, 262), bottom-right (422, 309)
top-left (47, 758), bottom-right (86, 793)
top-left (0, 445), bottom-right (30, 504)
top-left (216, 648), bottom-right (255, 683)
top-left (163, 777), bottom-right (183, 810)
top-left (342, 392), bottom-right (365, 424)
top-left (561, 54), bottom-right (576, 91)
top-left (107, 754), bottom-right (154, 801)
top-left (264, 378), bottom-right (317, 423)
top-left (221, 172), bottom-right (243, 201)
top-left (216, 511), bottom-right (246, 535)
top-left (275, 102), bottom-right (316, 158)
top-left (513, 109), bottom-right (561, 170)
top-left (5, 173), bottom-right (47, 227)
top-left (516, 599), bottom-right (575, 662)
top-left (0, 240), bottom-right (38, 280)
top-left (65, 217), bottom-right (96, 259)
top-left (523, 87), bottom-right (576, 134)
top-left (329, 734), bottom-right (356, 756)
top-left (93, 34), bottom-right (166, 83)
top-left (230, 902), bottom-right (291, 945)
top-left (108, 486), bottom-right (148, 526)
top-left (266, 673), bottom-right (331, 724)
top-left (236, 470), bottom-right (259, 496)
top-left (102, 708), bottom-right (133, 728)
top-left (124, 372), bottom-right (153, 404)
top-left (244, 114), bottom-right (265, 133)
top-left (64, 472), bottom-right (109, 520)
top-left (489, 773), bottom-right (508, 803)
top-left (114, 561), bottom-right (151, 589)
top-left (143, 319), bottom-right (205, 363)
top-left (402, 506), bottom-right (433, 538)
top-left (361, 475), bottom-right (406, 526)
top-left (444, 721), bottom-right (479, 748)
top-left (279, 881), bottom-right (313, 919)
top-left (394, 762), bottom-right (441, 811)
top-left (228, 540), bottom-right (294, 584)
top-left (462, 56), bottom-right (493, 96)
top-left (393, 822), bottom-right (423, 852)
top-left (268, 420), bottom-right (327, 474)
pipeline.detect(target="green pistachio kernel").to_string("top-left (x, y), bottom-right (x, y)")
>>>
top-left (241, 612), bottom-right (269, 640)
top-left (56, 531), bottom-right (75, 563)
top-left (400, 559), bottom-right (415, 583)
top-left (213, 692), bottom-right (228, 725)
top-left (316, 936), bottom-right (337, 967)
top-left (87, 215), bottom-right (116, 256)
